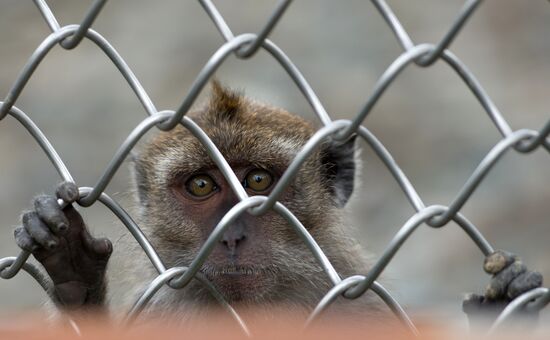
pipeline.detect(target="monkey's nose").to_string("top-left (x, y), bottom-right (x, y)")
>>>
top-left (221, 234), bottom-right (246, 251)
top-left (220, 225), bottom-right (246, 252)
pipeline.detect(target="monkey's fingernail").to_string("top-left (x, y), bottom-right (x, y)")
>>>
top-left (57, 182), bottom-right (79, 202)
top-left (105, 240), bottom-right (113, 254)
top-left (58, 223), bottom-right (68, 232)
top-left (98, 239), bottom-right (113, 255)
top-left (484, 251), bottom-right (514, 274)
top-left (47, 240), bottom-right (58, 249)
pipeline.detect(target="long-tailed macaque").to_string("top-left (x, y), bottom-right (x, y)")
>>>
top-left (14, 82), bottom-right (543, 325)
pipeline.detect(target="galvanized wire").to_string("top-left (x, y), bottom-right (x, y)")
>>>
top-left (0, 0), bottom-right (549, 337)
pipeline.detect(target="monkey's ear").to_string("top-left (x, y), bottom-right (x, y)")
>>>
top-left (321, 135), bottom-right (357, 208)
top-left (129, 152), bottom-right (149, 207)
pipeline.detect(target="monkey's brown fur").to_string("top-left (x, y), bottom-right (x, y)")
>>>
top-left (14, 82), bottom-right (544, 328)
top-left (113, 81), bottom-right (384, 320)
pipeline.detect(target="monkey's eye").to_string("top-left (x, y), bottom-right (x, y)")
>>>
top-left (244, 169), bottom-right (273, 192)
top-left (186, 175), bottom-right (217, 198)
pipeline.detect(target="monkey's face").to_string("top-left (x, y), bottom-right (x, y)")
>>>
top-left (169, 164), bottom-right (295, 303)
top-left (133, 84), bottom-right (357, 306)
top-left (140, 134), bottom-right (326, 304)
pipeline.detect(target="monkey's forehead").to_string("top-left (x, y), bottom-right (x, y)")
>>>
top-left (141, 115), bottom-right (319, 181)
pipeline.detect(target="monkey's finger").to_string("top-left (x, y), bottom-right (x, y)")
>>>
top-left (55, 182), bottom-right (79, 204)
top-left (483, 250), bottom-right (517, 275)
top-left (23, 212), bottom-right (59, 250)
top-left (14, 227), bottom-right (39, 252)
top-left (34, 195), bottom-right (69, 233)
top-left (485, 260), bottom-right (526, 300)
top-left (81, 232), bottom-right (113, 259)
top-left (507, 271), bottom-right (543, 300)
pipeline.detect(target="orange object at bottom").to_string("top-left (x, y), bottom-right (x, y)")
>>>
top-left (0, 310), bottom-right (547, 340)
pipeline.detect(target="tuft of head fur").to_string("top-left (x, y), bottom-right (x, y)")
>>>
top-left (209, 80), bottom-right (242, 120)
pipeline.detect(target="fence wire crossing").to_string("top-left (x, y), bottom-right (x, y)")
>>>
top-left (0, 0), bottom-right (549, 336)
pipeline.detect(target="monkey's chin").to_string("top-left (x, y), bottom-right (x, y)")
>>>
top-left (201, 265), bottom-right (273, 304)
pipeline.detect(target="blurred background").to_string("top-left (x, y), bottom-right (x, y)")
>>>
top-left (0, 0), bottom-right (548, 329)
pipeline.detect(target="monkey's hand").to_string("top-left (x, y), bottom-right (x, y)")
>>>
top-left (13, 182), bottom-right (112, 309)
top-left (463, 250), bottom-right (543, 325)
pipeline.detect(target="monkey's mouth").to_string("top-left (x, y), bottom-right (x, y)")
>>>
top-left (201, 264), bottom-right (264, 278)
top-left (200, 264), bottom-right (274, 302)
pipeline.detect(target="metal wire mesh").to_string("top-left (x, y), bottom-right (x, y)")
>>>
top-left (0, 0), bottom-right (549, 336)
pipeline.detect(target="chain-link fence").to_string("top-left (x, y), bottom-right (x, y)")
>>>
top-left (0, 0), bottom-right (549, 336)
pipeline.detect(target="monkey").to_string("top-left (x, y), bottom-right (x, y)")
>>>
top-left (13, 81), bottom-right (543, 327)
